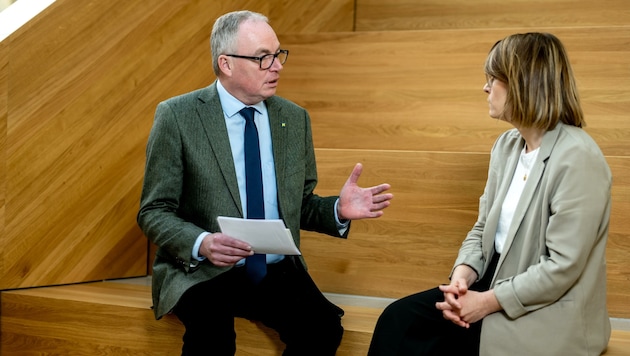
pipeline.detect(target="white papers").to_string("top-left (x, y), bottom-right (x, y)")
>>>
top-left (217, 216), bottom-right (301, 255)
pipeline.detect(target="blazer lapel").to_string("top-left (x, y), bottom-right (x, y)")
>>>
top-left (484, 137), bottom-right (522, 259)
top-left (266, 97), bottom-right (287, 205)
top-left (196, 83), bottom-right (243, 216)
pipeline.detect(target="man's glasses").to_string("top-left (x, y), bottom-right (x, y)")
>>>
top-left (225, 49), bottom-right (289, 70)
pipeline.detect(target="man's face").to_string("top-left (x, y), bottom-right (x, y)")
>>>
top-left (222, 20), bottom-right (283, 105)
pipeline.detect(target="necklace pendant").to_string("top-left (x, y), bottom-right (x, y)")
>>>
top-left (523, 174), bottom-right (527, 181)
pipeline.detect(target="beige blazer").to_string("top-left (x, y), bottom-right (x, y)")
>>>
top-left (454, 122), bottom-right (612, 355)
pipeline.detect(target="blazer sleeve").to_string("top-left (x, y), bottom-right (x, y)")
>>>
top-left (299, 110), bottom-right (345, 237)
top-left (137, 100), bottom-right (205, 269)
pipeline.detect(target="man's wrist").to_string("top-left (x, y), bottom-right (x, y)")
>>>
top-left (334, 199), bottom-right (349, 224)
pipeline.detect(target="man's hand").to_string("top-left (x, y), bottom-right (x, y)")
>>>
top-left (199, 232), bottom-right (254, 267)
top-left (337, 163), bottom-right (393, 220)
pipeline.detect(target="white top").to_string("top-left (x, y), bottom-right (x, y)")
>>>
top-left (495, 146), bottom-right (539, 254)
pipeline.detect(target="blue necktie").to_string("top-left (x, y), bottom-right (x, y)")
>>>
top-left (240, 107), bottom-right (266, 284)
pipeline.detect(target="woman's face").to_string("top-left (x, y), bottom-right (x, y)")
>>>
top-left (483, 76), bottom-right (508, 120)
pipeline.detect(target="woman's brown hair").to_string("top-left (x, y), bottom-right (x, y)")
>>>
top-left (484, 32), bottom-right (585, 130)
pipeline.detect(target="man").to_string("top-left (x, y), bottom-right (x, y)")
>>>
top-left (137, 10), bottom-right (393, 356)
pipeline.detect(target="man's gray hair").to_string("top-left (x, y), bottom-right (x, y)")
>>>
top-left (210, 10), bottom-right (269, 76)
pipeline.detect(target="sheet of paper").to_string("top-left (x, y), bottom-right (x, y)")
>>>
top-left (217, 216), bottom-right (301, 255)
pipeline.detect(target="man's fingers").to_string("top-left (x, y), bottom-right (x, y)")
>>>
top-left (371, 183), bottom-right (392, 195)
top-left (346, 163), bottom-right (363, 185)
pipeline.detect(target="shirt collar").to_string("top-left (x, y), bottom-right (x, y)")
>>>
top-left (216, 79), bottom-right (266, 118)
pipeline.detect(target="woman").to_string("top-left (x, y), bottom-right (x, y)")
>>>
top-left (368, 32), bottom-right (611, 356)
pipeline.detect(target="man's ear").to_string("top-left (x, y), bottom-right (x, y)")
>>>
top-left (218, 55), bottom-right (232, 76)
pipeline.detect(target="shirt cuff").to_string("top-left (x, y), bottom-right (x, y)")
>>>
top-left (192, 232), bottom-right (209, 261)
top-left (334, 198), bottom-right (350, 235)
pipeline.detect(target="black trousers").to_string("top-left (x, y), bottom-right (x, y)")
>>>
top-left (368, 254), bottom-right (500, 356)
top-left (173, 257), bottom-right (344, 356)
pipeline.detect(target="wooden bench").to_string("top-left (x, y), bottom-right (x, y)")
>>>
top-left (0, 278), bottom-right (382, 355)
top-left (1, 278), bottom-right (629, 355)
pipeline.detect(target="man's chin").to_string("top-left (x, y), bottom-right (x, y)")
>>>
top-left (263, 87), bottom-right (277, 97)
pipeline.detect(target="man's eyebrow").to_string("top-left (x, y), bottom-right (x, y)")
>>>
top-left (253, 46), bottom-right (281, 55)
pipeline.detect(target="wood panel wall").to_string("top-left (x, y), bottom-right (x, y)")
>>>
top-left (356, 0), bottom-right (630, 31)
top-left (1, 39), bottom-right (6, 280)
top-left (1, 0), bottom-right (629, 320)
top-left (0, 0), bottom-right (354, 290)
top-left (276, 26), bottom-right (630, 317)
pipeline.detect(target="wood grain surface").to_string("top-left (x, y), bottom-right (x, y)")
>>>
top-left (0, 0), bottom-right (629, 342)
top-left (356, 0), bottom-right (630, 31)
top-left (0, 281), bottom-right (376, 355)
top-left (1, 281), bottom-right (629, 354)
top-left (0, 0), bottom-right (353, 290)
top-left (277, 27), bottom-right (630, 155)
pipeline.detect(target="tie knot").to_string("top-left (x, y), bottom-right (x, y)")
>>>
top-left (239, 107), bottom-right (256, 122)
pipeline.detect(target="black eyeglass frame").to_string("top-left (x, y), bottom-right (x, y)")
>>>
top-left (225, 49), bottom-right (289, 70)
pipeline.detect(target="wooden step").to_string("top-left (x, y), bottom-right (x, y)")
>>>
top-left (1, 279), bottom-right (628, 355)
top-left (0, 279), bottom-right (381, 355)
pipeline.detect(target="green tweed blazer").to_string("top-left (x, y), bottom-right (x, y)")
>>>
top-left (138, 82), bottom-right (348, 319)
